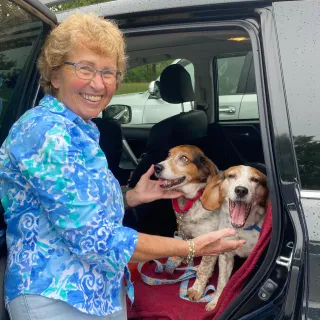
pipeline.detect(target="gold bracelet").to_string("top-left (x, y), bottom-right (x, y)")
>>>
top-left (185, 239), bottom-right (195, 265)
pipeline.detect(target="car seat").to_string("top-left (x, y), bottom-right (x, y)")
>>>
top-left (91, 117), bottom-right (123, 180)
top-left (123, 64), bottom-right (208, 236)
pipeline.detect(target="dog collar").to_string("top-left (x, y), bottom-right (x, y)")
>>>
top-left (243, 224), bottom-right (261, 232)
top-left (172, 189), bottom-right (205, 214)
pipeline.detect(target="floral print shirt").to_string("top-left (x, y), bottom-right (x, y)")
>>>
top-left (0, 94), bottom-right (138, 316)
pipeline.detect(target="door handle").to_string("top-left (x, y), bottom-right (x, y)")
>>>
top-left (219, 106), bottom-right (236, 114)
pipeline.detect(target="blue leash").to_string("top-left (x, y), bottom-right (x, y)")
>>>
top-left (137, 258), bottom-right (215, 302)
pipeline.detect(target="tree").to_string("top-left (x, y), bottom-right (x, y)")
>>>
top-left (293, 135), bottom-right (320, 190)
top-left (0, 54), bottom-right (16, 71)
top-left (50, 0), bottom-right (113, 12)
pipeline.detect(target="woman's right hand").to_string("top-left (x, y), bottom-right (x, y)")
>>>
top-left (193, 228), bottom-right (245, 257)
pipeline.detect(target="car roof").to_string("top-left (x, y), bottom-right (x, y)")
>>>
top-left (56, 0), bottom-right (271, 22)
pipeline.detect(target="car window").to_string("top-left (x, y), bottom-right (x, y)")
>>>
top-left (108, 59), bottom-right (194, 124)
top-left (0, 0), bottom-right (43, 130)
top-left (214, 52), bottom-right (259, 121)
top-left (217, 54), bottom-right (246, 96)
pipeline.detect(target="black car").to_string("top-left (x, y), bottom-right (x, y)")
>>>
top-left (0, 0), bottom-right (319, 319)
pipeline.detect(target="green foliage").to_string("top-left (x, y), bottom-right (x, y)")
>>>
top-left (116, 83), bottom-right (149, 95)
top-left (50, 0), bottom-right (113, 12)
top-left (0, 54), bottom-right (16, 71)
top-left (294, 135), bottom-right (320, 190)
top-left (124, 60), bottom-right (174, 83)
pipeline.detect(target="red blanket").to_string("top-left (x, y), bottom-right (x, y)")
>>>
top-left (127, 204), bottom-right (272, 320)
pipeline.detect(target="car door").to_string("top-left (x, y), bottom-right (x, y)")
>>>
top-left (0, 0), bottom-right (57, 316)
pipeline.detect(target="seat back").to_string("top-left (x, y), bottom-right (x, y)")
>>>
top-left (124, 64), bottom-right (208, 236)
top-left (91, 118), bottom-right (123, 179)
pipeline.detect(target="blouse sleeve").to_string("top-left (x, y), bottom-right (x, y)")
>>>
top-left (9, 117), bottom-right (138, 273)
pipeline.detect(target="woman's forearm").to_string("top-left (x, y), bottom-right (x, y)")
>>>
top-left (130, 233), bottom-right (189, 262)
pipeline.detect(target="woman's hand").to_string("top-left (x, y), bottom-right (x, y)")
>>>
top-left (126, 165), bottom-right (183, 207)
top-left (193, 228), bottom-right (246, 256)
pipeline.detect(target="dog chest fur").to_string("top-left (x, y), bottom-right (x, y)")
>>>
top-left (178, 200), bottom-right (220, 239)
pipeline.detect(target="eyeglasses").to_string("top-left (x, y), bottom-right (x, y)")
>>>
top-left (64, 61), bottom-right (121, 85)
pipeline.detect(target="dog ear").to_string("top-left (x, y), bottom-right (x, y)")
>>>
top-left (201, 172), bottom-right (225, 211)
top-left (204, 158), bottom-right (219, 182)
top-left (194, 155), bottom-right (218, 182)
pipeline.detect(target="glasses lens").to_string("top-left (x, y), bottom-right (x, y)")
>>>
top-left (75, 63), bottom-right (95, 80)
top-left (101, 70), bottom-right (119, 84)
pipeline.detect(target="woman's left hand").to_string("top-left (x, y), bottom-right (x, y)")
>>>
top-left (126, 165), bottom-right (183, 207)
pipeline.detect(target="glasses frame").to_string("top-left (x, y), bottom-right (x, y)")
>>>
top-left (64, 61), bottom-right (122, 84)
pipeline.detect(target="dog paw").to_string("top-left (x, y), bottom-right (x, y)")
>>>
top-left (205, 301), bottom-right (216, 311)
top-left (187, 287), bottom-right (203, 301)
top-left (205, 296), bottom-right (219, 311)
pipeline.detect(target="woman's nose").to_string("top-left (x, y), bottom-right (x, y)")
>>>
top-left (90, 72), bottom-right (105, 90)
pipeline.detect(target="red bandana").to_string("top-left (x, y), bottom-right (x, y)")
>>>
top-left (172, 189), bottom-right (205, 214)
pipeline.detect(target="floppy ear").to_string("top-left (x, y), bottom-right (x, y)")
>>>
top-left (201, 172), bottom-right (225, 211)
top-left (204, 157), bottom-right (219, 182)
top-left (194, 155), bottom-right (218, 182)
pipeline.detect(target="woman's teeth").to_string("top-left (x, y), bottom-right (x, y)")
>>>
top-left (81, 93), bottom-right (102, 102)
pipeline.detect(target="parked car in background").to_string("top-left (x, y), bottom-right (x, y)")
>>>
top-left (106, 52), bottom-right (258, 124)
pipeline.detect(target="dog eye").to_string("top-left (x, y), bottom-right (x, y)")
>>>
top-left (180, 156), bottom-right (189, 163)
top-left (251, 177), bottom-right (259, 183)
top-left (228, 174), bottom-right (236, 179)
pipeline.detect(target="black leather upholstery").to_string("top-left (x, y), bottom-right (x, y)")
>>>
top-left (91, 118), bottom-right (123, 179)
top-left (159, 64), bottom-right (194, 103)
top-left (124, 64), bottom-right (208, 237)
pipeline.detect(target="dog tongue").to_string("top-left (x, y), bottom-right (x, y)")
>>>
top-left (232, 201), bottom-right (247, 226)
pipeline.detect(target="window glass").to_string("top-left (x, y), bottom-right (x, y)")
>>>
top-left (273, 2), bottom-right (320, 190)
top-left (0, 0), bottom-right (43, 129)
top-left (108, 59), bottom-right (194, 124)
top-left (217, 55), bottom-right (246, 96)
top-left (214, 52), bottom-right (259, 121)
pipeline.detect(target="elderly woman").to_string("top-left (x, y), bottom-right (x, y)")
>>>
top-left (0, 13), bottom-right (245, 320)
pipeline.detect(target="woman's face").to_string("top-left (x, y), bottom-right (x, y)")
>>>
top-left (51, 46), bottom-right (117, 122)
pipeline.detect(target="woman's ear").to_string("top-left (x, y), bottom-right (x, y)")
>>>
top-left (201, 172), bottom-right (225, 211)
top-left (51, 69), bottom-right (61, 90)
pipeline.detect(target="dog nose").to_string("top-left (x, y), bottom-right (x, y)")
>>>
top-left (154, 163), bottom-right (164, 174)
top-left (235, 186), bottom-right (248, 198)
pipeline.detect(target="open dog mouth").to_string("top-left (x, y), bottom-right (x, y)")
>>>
top-left (229, 200), bottom-right (252, 228)
top-left (159, 176), bottom-right (186, 189)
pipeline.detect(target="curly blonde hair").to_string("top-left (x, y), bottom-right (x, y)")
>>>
top-left (37, 12), bottom-right (127, 95)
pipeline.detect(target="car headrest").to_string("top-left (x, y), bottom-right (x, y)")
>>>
top-left (159, 64), bottom-right (195, 104)
top-left (146, 110), bottom-right (207, 151)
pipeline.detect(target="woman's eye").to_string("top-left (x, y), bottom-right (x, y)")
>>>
top-left (180, 156), bottom-right (188, 163)
top-left (102, 70), bottom-right (114, 77)
top-left (80, 66), bottom-right (93, 72)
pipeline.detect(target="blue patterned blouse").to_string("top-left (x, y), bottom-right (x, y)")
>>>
top-left (0, 94), bottom-right (138, 316)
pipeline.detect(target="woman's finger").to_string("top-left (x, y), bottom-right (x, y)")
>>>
top-left (142, 165), bottom-right (155, 179)
top-left (218, 239), bottom-right (246, 253)
top-left (162, 191), bottom-right (184, 199)
top-left (206, 228), bottom-right (237, 242)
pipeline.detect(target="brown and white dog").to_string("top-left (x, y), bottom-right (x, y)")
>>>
top-left (200, 165), bottom-right (269, 311)
top-left (154, 145), bottom-right (219, 271)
